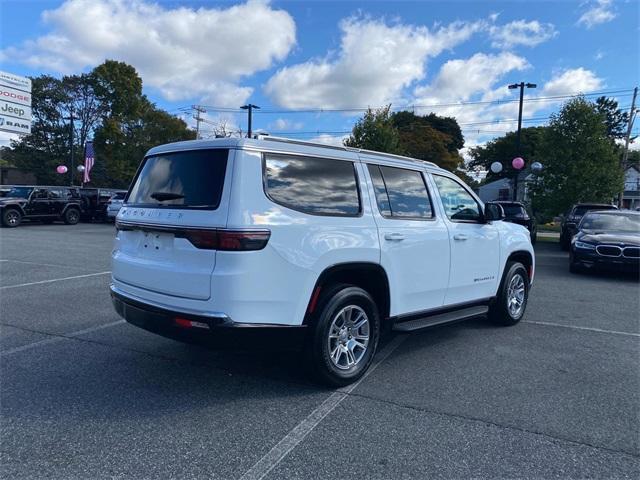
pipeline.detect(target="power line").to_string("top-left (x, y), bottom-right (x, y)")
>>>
top-left (192, 87), bottom-right (635, 115)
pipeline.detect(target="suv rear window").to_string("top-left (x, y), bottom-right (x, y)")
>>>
top-left (264, 154), bottom-right (360, 216)
top-left (127, 149), bottom-right (228, 209)
top-left (574, 205), bottom-right (616, 216)
top-left (500, 204), bottom-right (526, 217)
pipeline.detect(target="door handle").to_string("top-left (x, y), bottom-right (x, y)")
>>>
top-left (384, 233), bottom-right (406, 241)
top-left (453, 233), bottom-right (469, 241)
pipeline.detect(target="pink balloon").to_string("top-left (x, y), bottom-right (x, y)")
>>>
top-left (512, 157), bottom-right (525, 170)
top-left (56, 165), bottom-right (68, 174)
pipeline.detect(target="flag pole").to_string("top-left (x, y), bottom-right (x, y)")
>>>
top-left (81, 143), bottom-right (85, 188)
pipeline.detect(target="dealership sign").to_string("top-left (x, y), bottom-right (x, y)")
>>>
top-left (0, 85), bottom-right (31, 106)
top-left (0, 70), bottom-right (32, 135)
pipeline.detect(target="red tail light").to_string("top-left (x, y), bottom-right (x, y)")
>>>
top-left (115, 221), bottom-right (270, 251)
top-left (183, 229), bottom-right (270, 251)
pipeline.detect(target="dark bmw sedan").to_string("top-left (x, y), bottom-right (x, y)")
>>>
top-left (569, 210), bottom-right (640, 273)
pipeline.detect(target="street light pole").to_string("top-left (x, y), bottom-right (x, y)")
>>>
top-left (240, 104), bottom-right (260, 138)
top-left (508, 82), bottom-right (536, 201)
top-left (63, 107), bottom-right (75, 186)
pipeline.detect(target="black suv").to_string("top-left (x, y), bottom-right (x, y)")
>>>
top-left (79, 188), bottom-right (127, 222)
top-left (494, 201), bottom-right (537, 244)
top-left (0, 186), bottom-right (82, 228)
top-left (560, 203), bottom-right (618, 250)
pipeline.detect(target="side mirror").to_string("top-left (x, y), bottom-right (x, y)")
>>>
top-left (484, 202), bottom-right (505, 222)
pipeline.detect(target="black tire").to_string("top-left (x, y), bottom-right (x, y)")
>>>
top-left (569, 255), bottom-right (582, 274)
top-left (489, 262), bottom-right (529, 326)
top-left (63, 208), bottom-right (80, 225)
top-left (306, 285), bottom-right (380, 387)
top-left (2, 208), bottom-right (22, 228)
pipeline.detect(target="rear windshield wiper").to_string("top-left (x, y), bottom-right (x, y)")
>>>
top-left (150, 191), bottom-right (185, 201)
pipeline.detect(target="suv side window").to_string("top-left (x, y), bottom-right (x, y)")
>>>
top-left (264, 154), bottom-right (360, 216)
top-left (33, 189), bottom-right (48, 199)
top-left (367, 164), bottom-right (433, 219)
top-left (48, 189), bottom-right (62, 199)
top-left (433, 175), bottom-right (482, 222)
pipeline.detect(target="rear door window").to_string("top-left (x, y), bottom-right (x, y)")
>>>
top-left (128, 149), bottom-right (228, 209)
top-left (367, 164), bottom-right (433, 219)
top-left (264, 154), bottom-right (360, 216)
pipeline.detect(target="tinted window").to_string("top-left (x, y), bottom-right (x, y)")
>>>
top-left (574, 205), bottom-right (616, 217)
top-left (501, 204), bottom-right (526, 217)
top-left (128, 149), bottom-right (228, 209)
top-left (433, 175), bottom-right (482, 222)
top-left (367, 165), bottom-right (391, 216)
top-left (580, 212), bottom-right (639, 233)
top-left (265, 154), bottom-right (360, 216)
top-left (48, 189), bottom-right (62, 199)
top-left (368, 164), bottom-right (432, 219)
top-left (6, 187), bottom-right (32, 198)
top-left (112, 192), bottom-right (126, 200)
top-left (33, 189), bottom-right (48, 199)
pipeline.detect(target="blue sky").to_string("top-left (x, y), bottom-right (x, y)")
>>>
top-left (1, 0), bottom-right (638, 153)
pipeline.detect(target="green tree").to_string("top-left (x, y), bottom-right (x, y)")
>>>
top-left (344, 105), bottom-right (401, 154)
top-left (468, 127), bottom-right (547, 183)
top-left (391, 111), bottom-right (464, 171)
top-left (4, 60), bottom-right (195, 187)
top-left (531, 97), bottom-right (623, 217)
top-left (595, 96), bottom-right (629, 140)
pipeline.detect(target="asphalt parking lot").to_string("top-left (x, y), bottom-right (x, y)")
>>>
top-left (1, 223), bottom-right (638, 479)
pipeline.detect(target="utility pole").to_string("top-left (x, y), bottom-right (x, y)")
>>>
top-left (618, 86), bottom-right (638, 207)
top-left (508, 82), bottom-right (537, 201)
top-left (241, 104), bottom-right (260, 138)
top-left (63, 107), bottom-right (75, 186)
top-left (192, 105), bottom-right (206, 139)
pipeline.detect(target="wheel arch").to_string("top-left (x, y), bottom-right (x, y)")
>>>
top-left (303, 262), bottom-right (391, 326)
top-left (61, 203), bottom-right (81, 214)
top-left (1, 204), bottom-right (26, 216)
top-left (504, 250), bottom-right (534, 283)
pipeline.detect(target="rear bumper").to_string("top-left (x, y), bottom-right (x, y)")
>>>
top-left (110, 284), bottom-right (306, 334)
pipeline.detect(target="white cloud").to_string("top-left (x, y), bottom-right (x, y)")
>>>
top-left (409, 56), bottom-right (605, 151)
top-left (540, 67), bottom-right (604, 97)
top-left (268, 118), bottom-right (304, 131)
top-left (1, 0), bottom-right (296, 106)
top-left (265, 16), bottom-right (484, 109)
top-left (577, 0), bottom-right (616, 28)
top-left (414, 52), bottom-right (530, 104)
top-left (489, 20), bottom-right (557, 48)
top-left (307, 134), bottom-right (349, 147)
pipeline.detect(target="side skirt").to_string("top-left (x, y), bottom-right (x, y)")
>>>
top-left (391, 299), bottom-right (493, 333)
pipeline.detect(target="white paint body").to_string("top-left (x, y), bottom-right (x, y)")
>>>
top-left (112, 138), bottom-right (535, 325)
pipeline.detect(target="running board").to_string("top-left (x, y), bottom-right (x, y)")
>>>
top-left (392, 305), bottom-right (489, 332)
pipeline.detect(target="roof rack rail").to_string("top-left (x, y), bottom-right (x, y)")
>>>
top-left (255, 135), bottom-right (439, 168)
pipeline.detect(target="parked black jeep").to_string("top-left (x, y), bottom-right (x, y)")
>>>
top-left (79, 188), bottom-right (127, 222)
top-left (0, 186), bottom-right (82, 228)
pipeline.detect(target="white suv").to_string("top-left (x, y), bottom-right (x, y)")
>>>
top-left (111, 137), bottom-right (534, 386)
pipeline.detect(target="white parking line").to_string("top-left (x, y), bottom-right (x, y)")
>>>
top-left (523, 320), bottom-right (640, 338)
top-left (239, 334), bottom-right (407, 480)
top-left (0, 258), bottom-right (93, 269)
top-left (0, 320), bottom-right (125, 357)
top-left (0, 271), bottom-right (111, 290)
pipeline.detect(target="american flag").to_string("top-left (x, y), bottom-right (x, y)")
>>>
top-left (83, 141), bottom-right (94, 183)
